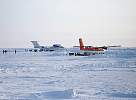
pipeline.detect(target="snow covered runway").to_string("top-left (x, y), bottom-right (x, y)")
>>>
top-left (0, 48), bottom-right (136, 99)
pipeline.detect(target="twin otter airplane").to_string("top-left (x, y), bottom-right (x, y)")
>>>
top-left (68, 38), bottom-right (107, 56)
top-left (79, 38), bottom-right (107, 51)
top-left (77, 38), bottom-right (107, 55)
top-left (31, 41), bottom-right (65, 51)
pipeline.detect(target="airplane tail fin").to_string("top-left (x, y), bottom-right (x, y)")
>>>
top-left (79, 38), bottom-right (84, 50)
top-left (31, 41), bottom-right (40, 48)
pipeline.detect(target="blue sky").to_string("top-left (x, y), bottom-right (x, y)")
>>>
top-left (0, 0), bottom-right (136, 47)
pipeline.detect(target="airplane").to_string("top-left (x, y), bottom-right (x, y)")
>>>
top-left (31, 41), bottom-right (65, 51)
top-left (68, 38), bottom-right (106, 56)
top-left (78, 38), bottom-right (105, 55)
top-left (79, 38), bottom-right (107, 51)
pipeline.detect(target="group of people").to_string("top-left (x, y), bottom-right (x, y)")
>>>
top-left (2, 50), bottom-right (16, 54)
top-left (2, 50), bottom-right (7, 54)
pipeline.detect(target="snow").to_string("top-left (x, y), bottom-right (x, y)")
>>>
top-left (0, 48), bottom-right (136, 99)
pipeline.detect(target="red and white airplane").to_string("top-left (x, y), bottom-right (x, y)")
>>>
top-left (79, 38), bottom-right (106, 54)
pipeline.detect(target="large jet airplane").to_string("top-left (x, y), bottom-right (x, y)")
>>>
top-left (31, 41), bottom-right (65, 51)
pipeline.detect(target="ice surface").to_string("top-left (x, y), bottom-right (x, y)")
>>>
top-left (0, 48), bottom-right (136, 100)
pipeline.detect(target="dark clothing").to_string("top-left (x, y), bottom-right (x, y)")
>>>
top-left (2, 50), bottom-right (4, 54)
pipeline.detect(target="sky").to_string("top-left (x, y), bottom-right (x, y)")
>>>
top-left (0, 0), bottom-right (136, 48)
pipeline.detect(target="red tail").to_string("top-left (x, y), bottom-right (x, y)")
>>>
top-left (79, 38), bottom-right (84, 50)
